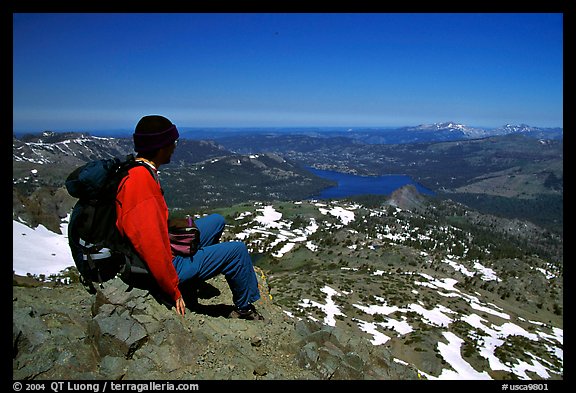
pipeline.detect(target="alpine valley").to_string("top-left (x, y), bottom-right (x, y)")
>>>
top-left (12, 122), bottom-right (563, 381)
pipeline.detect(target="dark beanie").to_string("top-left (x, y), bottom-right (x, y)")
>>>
top-left (133, 115), bottom-right (180, 153)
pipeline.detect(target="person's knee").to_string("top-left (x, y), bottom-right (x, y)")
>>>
top-left (227, 241), bottom-right (251, 261)
top-left (207, 213), bottom-right (225, 232)
top-left (215, 214), bottom-right (226, 229)
top-left (229, 240), bottom-right (247, 251)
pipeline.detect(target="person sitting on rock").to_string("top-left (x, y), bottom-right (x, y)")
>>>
top-left (115, 114), bottom-right (263, 320)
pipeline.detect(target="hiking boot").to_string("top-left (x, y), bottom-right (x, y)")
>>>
top-left (228, 304), bottom-right (264, 321)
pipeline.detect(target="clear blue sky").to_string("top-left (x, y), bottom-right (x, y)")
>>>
top-left (12, 13), bottom-right (563, 132)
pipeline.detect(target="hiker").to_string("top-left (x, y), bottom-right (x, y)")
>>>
top-left (115, 114), bottom-right (262, 319)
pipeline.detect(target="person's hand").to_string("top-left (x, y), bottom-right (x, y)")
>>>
top-left (175, 295), bottom-right (186, 316)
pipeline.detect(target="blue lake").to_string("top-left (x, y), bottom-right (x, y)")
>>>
top-left (307, 167), bottom-right (435, 199)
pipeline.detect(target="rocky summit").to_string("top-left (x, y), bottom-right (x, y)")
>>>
top-left (13, 268), bottom-right (418, 380)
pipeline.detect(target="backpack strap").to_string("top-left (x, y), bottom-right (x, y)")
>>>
top-left (133, 157), bottom-right (163, 193)
top-left (115, 155), bottom-right (161, 195)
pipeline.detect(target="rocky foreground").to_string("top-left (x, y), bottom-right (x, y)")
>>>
top-left (13, 269), bottom-right (419, 380)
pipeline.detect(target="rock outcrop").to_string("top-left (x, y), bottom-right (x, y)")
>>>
top-left (13, 269), bottom-right (419, 380)
top-left (385, 184), bottom-right (428, 212)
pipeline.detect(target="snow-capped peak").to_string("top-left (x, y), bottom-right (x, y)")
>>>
top-left (408, 122), bottom-right (488, 138)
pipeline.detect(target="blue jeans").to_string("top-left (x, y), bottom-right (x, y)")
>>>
top-left (172, 214), bottom-right (261, 309)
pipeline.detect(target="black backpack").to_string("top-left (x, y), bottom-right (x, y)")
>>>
top-left (66, 154), bottom-right (166, 300)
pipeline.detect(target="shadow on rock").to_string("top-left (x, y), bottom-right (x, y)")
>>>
top-left (179, 280), bottom-right (235, 318)
top-left (188, 303), bottom-right (236, 318)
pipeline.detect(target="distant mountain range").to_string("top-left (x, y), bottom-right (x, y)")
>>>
top-left (407, 122), bottom-right (562, 142)
top-left (14, 122), bottom-right (563, 145)
top-left (406, 121), bottom-right (562, 138)
top-left (289, 122), bottom-right (563, 145)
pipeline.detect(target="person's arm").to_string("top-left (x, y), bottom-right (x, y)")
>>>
top-left (116, 166), bottom-right (182, 303)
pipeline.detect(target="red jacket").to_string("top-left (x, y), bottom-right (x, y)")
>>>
top-left (115, 163), bottom-right (181, 302)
